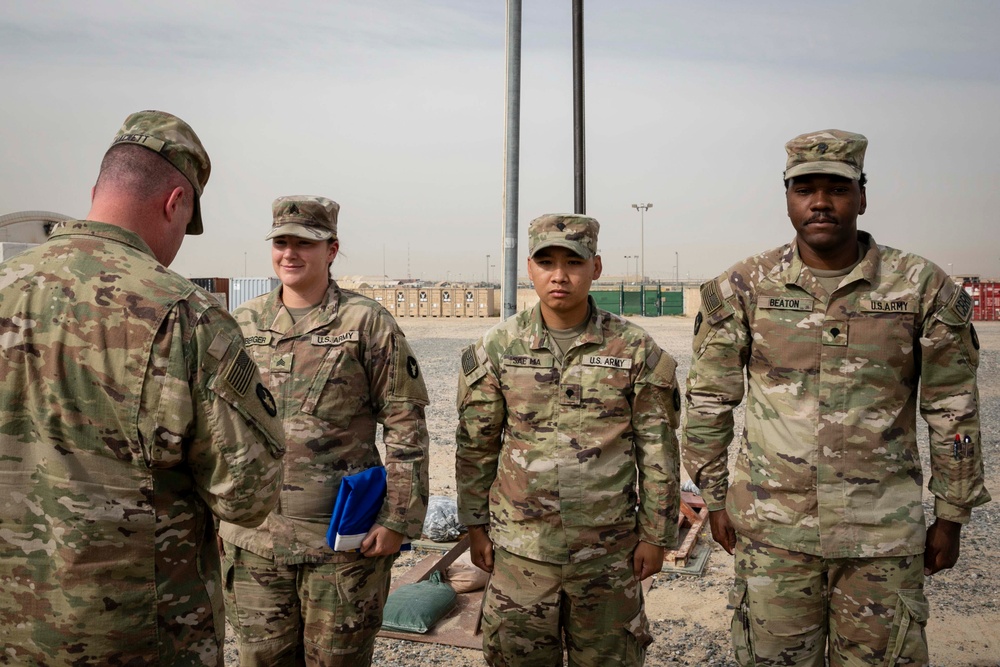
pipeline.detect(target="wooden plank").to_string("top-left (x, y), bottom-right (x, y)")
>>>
top-left (664, 494), bottom-right (709, 568)
top-left (378, 536), bottom-right (484, 650)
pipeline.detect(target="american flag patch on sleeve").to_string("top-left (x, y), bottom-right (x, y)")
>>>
top-left (226, 349), bottom-right (255, 397)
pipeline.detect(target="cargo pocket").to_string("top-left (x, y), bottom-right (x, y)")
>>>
top-left (729, 578), bottom-right (755, 667)
top-left (883, 589), bottom-right (929, 667)
top-left (623, 606), bottom-right (653, 665)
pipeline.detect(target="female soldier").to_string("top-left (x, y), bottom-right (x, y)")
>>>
top-left (220, 195), bottom-right (429, 666)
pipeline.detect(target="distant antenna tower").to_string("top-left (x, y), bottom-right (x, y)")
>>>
top-left (407, 243), bottom-right (411, 280)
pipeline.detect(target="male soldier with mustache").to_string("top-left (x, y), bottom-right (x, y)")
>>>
top-left (683, 129), bottom-right (991, 666)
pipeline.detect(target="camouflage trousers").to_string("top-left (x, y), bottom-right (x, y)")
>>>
top-left (731, 537), bottom-right (928, 667)
top-left (222, 544), bottom-right (395, 667)
top-left (481, 547), bottom-right (652, 667)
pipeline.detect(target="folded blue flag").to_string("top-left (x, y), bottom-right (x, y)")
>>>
top-left (327, 466), bottom-right (411, 553)
top-left (327, 466), bottom-right (387, 551)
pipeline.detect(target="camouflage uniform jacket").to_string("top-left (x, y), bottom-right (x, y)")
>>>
top-left (684, 231), bottom-right (991, 559)
top-left (0, 221), bottom-right (285, 666)
top-left (219, 280), bottom-right (430, 565)
top-left (456, 298), bottom-right (681, 564)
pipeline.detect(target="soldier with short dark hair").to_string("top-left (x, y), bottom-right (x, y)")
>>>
top-left (456, 214), bottom-right (681, 665)
top-left (0, 110), bottom-right (285, 665)
top-left (684, 129), bottom-right (991, 666)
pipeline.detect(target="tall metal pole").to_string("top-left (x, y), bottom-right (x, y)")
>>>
top-left (631, 203), bottom-right (652, 284)
top-left (572, 0), bottom-right (586, 214)
top-left (502, 0), bottom-right (522, 319)
top-left (486, 254), bottom-right (491, 284)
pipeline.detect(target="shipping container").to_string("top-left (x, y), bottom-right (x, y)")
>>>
top-left (440, 289), bottom-right (456, 317)
top-left (967, 281), bottom-right (1000, 321)
top-left (229, 277), bottom-right (279, 311)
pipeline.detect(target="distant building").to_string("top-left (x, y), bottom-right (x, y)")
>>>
top-left (0, 210), bottom-right (72, 244)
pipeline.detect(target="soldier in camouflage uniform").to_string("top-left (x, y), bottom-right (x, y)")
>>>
top-left (456, 214), bottom-right (681, 666)
top-left (0, 110), bottom-right (285, 666)
top-left (683, 129), bottom-right (991, 666)
top-left (220, 196), bottom-right (430, 667)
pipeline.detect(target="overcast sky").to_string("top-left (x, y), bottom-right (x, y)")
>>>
top-left (2, 1), bottom-right (998, 283)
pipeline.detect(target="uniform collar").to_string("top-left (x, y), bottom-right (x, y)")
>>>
top-left (258, 279), bottom-right (343, 335)
top-left (49, 220), bottom-right (156, 258)
top-left (527, 296), bottom-right (604, 351)
top-left (782, 230), bottom-right (880, 296)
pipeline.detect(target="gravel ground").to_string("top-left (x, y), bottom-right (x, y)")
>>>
top-left (226, 317), bottom-right (1000, 667)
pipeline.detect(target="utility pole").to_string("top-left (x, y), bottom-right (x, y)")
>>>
top-left (572, 0), bottom-right (586, 214)
top-left (501, 0), bottom-right (522, 319)
top-left (631, 203), bottom-right (652, 284)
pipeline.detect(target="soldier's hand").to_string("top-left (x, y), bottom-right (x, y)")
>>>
top-left (924, 518), bottom-right (962, 576)
top-left (709, 509), bottom-right (737, 555)
top-left (468, 525), bottom-right (494, 573)
top-left (361, 524), bottom-right (405, 557)
top-left (217, 535), bottom-right (225, 557)
top-left (633, 541), bottom-right (665, 581)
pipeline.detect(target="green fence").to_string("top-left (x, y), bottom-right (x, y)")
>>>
top-left (589, 284), bottom-right (683, 316)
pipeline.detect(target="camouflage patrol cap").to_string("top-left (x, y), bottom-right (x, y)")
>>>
top-left (784, 129), bottom-right (867, 181)
top-left (109, 110), bottom-right (211, 235)
top-left (266, 196), bottom-right (340, 241)
top-left (528, 214), bottom-right (600, 259)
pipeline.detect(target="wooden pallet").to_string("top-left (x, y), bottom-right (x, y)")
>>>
top-left (664, 491), bottom-right (709, 568)
top-left (377, 535), bottom-right (485, 649)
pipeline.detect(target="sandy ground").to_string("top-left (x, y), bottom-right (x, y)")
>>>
top-left (230, 316), bottom-right (1000, 666)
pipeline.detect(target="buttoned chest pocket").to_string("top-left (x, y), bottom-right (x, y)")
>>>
top-left (848, 312), bottom-right (917, 383)
top-left (302, 345), bottom-right (369, 428)
top-left (500, 363), bottom-right (559, 433)
top-left (575, 363), bottom-right (633, 420)
top-left (750, 301), bottom-right (821, 373)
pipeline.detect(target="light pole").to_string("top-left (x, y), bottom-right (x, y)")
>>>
top-left (624, 255), bottom-right (633, 283)
top-left (675, 251), bottom-right (679, 285)
top-left (631, 203), bottom-right (652, 284)
top-left (486, 254), bottom-right (491, 284)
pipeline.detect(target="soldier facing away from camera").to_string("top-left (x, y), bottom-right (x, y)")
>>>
top-left (683, 129), bottom-right (991, 666)
top-left (0, 110), bottom-right (285, 665)
top-left (456, 213), bottom-right (681, 666)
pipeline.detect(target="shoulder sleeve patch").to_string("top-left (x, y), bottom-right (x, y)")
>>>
top-left (954, 289), bottom-right (973, 322)
top-left (700, 279), bottom-right (724, 315)
top-left (935, 284), bottom-right (974, 327)
top-left (225, 348), bottom-right (256, 397)
top-left (652, 348), bottom-right (678, 385)
top-left (391, 333), bottom-right (430, 404)
top-left (461, 344), bottom-right (480, 376)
